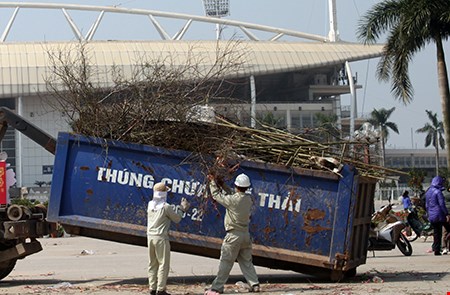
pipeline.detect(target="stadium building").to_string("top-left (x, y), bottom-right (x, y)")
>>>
top-left (0, 2), bottom-right (383, 187)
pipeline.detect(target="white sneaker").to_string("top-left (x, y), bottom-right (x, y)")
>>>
top-left (442, 248), bottom-right (448, 255)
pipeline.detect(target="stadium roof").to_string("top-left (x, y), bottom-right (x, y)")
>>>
top-left (0, 40), bottom-right (383, 98)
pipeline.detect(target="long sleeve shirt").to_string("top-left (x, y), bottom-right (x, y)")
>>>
top-left (403, 196), bottom-right (412, 210)
top-left (426, 176), bottom-right (449, 223)
top-left (147, 203), bottom-right (183, 239)
top-left (209, 180), bottom-right (253, 232)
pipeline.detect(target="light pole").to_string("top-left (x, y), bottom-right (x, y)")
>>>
top-left (354, 122), bottom-right (381, 164)
top-left (202, 0), bottom-right (230, 40)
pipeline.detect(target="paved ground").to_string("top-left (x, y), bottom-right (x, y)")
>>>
top-left (1, 236), bottom-right (449, 295)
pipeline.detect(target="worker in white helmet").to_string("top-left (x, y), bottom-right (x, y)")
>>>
top-left (147, 182), bottom-right (190, 295)
top-left (204, 173), bottom-right (260, 294)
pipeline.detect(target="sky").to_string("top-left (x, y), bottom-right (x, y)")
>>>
top-left (0, 0), bottom-right (448, 149)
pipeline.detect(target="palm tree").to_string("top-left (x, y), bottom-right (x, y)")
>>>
top-left (357, 0), bottom-right (450, 169)
top-left (416, 110), bottom-right (445, 175)
top-left (368, 107), bottom-right (399, 166)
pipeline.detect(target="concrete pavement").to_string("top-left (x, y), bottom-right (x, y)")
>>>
top-left (0, 236), bottom-right (449, 294)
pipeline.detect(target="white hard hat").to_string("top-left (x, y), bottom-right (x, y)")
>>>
top-left (234, 173), bottom-right (251, 187)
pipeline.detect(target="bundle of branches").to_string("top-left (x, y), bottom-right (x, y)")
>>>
top-left (45, 41), bottom-right (246, 149)
top-left (44, 41), bottom-right (403, 180)
top-left (212, 118), bottom-right (403, 179)
top-left (69, 108), bottom-right (398, 179)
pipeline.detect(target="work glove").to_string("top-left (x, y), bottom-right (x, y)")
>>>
top-left (180, 197), bottom-right (190, 212)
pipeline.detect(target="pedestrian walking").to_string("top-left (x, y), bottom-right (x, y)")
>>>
top-left (402, 190), bottom-right (412, 210)
top-left (147, 182), bottom-right (190, 295)
top-left (204, 173), bottom-right (260, 295)
top-left (425, 176), bottom-right (450, 255)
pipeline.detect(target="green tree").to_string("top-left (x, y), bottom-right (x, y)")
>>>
top-left (34, 180), bottom-right (46, 187)
top-left (367, 107), bottom-right (399, 166)
top-left (314, 113), bottom-right (339, 142)
top-left (416, 110), bottom-right (445, 175)
top-left (257, 112), bottom-right (283, 128)
top-left (408, 168), bottom-right (426, 196)
top-left (357, 0), bottom-right (450, 168)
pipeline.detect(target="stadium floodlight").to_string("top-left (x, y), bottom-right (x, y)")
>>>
top-left (202, 0), bottom-right (230, 17)
top-left (202, 0), bottom-right (230, 40)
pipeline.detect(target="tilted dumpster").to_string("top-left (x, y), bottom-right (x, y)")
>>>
top-left (47, 132), bottom-right (376, 280)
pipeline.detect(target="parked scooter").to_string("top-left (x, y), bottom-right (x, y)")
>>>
top-left (404, 205), bottom-right (433, 242)
top-left (367, 203), bottom-right (413, 256)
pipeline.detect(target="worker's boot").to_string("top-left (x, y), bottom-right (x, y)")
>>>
top-left (156, 291), bottom-right (171, 295)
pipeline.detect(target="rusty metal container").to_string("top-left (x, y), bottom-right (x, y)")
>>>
top-left (48, 132), bottom-right (376, 280)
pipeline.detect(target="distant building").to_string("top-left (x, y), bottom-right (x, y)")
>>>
top-left (385, 148), bottom-right (446, 170)
top-left (385, 148), bottom-right (447, 184)
top-left (0, 3), bottom-right (383, 187)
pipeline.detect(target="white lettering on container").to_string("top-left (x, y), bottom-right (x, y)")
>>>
top-left (105, 168), bottom-right (118, 183)
top-left (143, 175), bottom-right (154, 188)
top-left (196, 184), bottom-right (206, 197)
top-left (161, 178), bottom-right (205, 197)
top-left (258, 192), bottom-right (301, 212)
top-left (129, 172), bottom-right (142, 187)
top-left (184, 181), bottom-right (199, 196)
top-left (97, 168), bottom-right (154, 188)
top-left (268, 194), bottom-right (281, 209)
top-left (172, 179), bottom-right (184, 194)
top-left (117, 170), bottom-right (129, 185)
top-left (259, 193), bottom-right (269, 207)
top-left (96, 169), bottom-right (209, 198)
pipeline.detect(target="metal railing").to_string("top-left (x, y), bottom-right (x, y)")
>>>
top-left (374, 186), bottom-right (410, 203)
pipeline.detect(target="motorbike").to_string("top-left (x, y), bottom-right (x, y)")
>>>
top-left (367, 203), bottom-right (413, 256)
top-left (404, 205), bottom-right (433, 242)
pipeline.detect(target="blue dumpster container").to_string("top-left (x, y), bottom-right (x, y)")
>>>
top-left (48, 132), bottom-right (375, 280)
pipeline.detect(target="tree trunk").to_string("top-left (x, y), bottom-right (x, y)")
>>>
top-left (435, 36), bottom-right (450, 173)
top-left (435, 141), bottom-right (440, 176)
top-left (381, 131), bottom-right (386, 167)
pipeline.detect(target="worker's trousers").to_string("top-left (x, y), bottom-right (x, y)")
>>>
top-left (211, 230), bottom-right (259, 292)
top-left (147, 236), bottom-right (170, 291)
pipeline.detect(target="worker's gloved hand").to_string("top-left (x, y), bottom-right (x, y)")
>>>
top-left (180, 197), bottom-right (190, 212)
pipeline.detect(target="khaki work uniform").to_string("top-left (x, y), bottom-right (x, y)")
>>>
top-left (209, 181), bottom-right (259, 293)
top-left (147, 203), bottom-right (182, 292)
